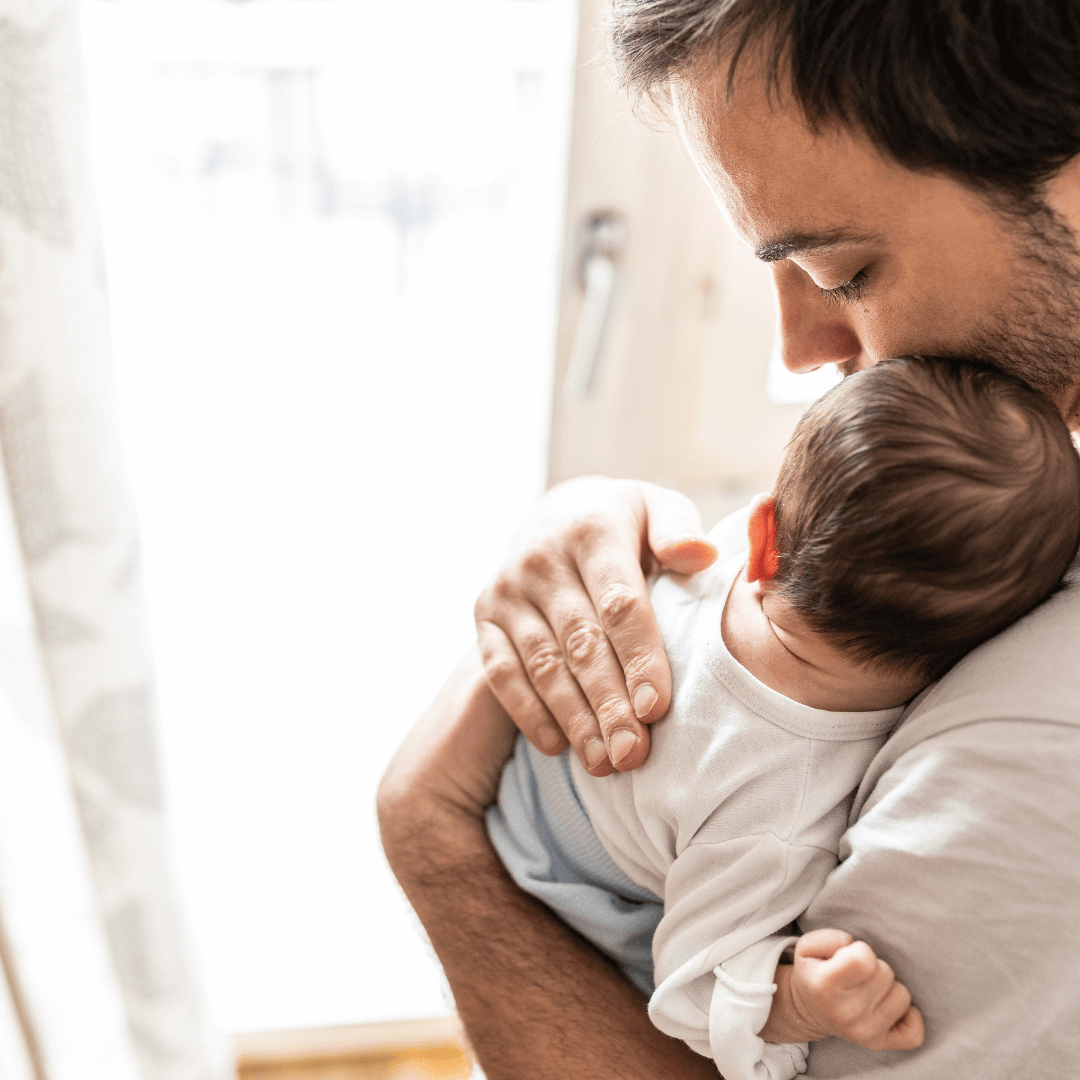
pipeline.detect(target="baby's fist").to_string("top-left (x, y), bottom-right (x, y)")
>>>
top-left (790, 929), bottom-right (925, 1051)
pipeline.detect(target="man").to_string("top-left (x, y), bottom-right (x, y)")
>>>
top-left (379, 1), bottom-right (1080, 1076)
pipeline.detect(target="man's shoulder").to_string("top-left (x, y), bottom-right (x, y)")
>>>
top-left (851, 577), bottom-right (1080, 817)
top-left (908, 576), bottom-right (1080, 729)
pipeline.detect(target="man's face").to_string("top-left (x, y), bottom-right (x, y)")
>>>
top-left (671, 65), bottom-right (1080, 427)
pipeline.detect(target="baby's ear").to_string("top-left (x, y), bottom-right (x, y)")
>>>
top-left (746, 493), bottom-right (779, 583)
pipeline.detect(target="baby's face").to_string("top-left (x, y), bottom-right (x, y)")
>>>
top-left (758, 590), bottom-right (929, 711)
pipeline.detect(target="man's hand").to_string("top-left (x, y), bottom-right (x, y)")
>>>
top-left (475, 477), bottom-right (716, 776)
top-left (762, 929), bottom-right (925, 1051)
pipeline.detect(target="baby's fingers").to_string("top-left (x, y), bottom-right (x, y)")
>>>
top-left (855, 982), bottom-right (922, 1051)
top-left (878, 1004), bottom-right (925, 1051)
top-left (821, 941), bottom-right (881, 990)
top-left (796, 927), bottom-right (855, 961)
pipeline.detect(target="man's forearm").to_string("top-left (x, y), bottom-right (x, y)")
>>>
top-left (379, 794), bottom-right (718, 1080)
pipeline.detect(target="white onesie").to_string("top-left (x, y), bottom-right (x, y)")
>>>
top-left (569, 553), bottom-right (904, 1079)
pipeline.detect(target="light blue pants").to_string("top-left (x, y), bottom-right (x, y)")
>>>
top-left (486, 734), bottom-right (664, 996)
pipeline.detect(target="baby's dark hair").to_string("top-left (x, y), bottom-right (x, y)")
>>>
top-left (771, 356), bottom-right (1080, 681)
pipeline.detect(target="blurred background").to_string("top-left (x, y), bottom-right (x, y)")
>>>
top-left (82, 0), bottom-right (576, 1039)
top-left (0, 0), bottom-right (836, 1077)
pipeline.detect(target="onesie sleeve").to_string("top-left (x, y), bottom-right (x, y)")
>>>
top-left (707, 935), bottom-right (807, 1080)
top-left (648, 833), bottom-right (836, 1080)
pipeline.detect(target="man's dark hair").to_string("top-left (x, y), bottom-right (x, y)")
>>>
top-left (771, 356), bottom-right (1080, 681)
top-left (608, 0), bottom-right (1080, 198)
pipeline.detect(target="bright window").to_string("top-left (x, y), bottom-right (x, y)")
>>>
top-left (82, 0), bottom-right (576, 1032)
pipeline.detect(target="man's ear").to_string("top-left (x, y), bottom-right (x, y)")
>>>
top-left (746, 493), bottom-right (779, 583)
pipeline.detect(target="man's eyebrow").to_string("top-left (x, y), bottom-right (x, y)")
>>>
top-left (754, 230), bottom-right (882, 263)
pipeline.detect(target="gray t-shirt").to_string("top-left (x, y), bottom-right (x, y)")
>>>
top-left (711, 509), bottom-right (1080, 1078)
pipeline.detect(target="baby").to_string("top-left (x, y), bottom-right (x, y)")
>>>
top-left (486, 356), bottom-right (1080, 1080)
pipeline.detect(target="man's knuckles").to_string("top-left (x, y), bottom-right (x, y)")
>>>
top-left (479, 651), bottom-right (524, 693)
top-left (592, 690), bottom-right (632, 724)
top-left (475, 569), bottom-right (528, 620)
top-left (518, 543), bottom-right (563, 584)
top-left (594, 582), bottom-right (641, 629)
top-left (563, 619), bottom-right (607, 667)
top-left (521, 639), bottom-right (567, 684)
top-left (565, 512), bottom-right (618, 552)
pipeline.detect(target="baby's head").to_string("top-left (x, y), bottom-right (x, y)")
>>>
top-left (750, 356), bottom-right (1080, 694)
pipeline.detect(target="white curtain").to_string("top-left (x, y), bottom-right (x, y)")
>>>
top-left (0, 1), bottom-right (228, 1077)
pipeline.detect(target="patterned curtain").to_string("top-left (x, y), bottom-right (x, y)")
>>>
top-left (0, 1), bottom-right (229, 1077)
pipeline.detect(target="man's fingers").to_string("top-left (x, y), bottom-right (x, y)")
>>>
top-left (655, 538), bottom-right (721, 576)
top-left (642, 482), bottom-right (718, 575)
top-left (571, 540), bottom-right (672, 729)
top-left (513, 510), bottom-right (663, 768)
top-left (479, 605), bottom-right (618, 776)
top-left (476, 544), bottom-right (648, 772)
top-left (535, 573), bottom-right (653, 770)
top-left (476, 621), bottom-right (567, 755)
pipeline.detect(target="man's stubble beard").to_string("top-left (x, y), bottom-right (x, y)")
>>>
top-left (964, 196), bottom-right (1080, 426)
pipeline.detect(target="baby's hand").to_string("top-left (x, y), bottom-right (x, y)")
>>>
top-left (762, 928), bottom-right (925, 1051)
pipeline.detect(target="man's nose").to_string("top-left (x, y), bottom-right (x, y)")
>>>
top-left (771, 262), bottom-right (863, 373)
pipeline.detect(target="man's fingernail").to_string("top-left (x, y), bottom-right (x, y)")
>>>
top-left (609, 729), bottom-right (638, 766)
top-left (584, 738), bottom-right (609, 771)
top-left (536, 725), bottom-right (564, 754)
top-left (633, 684), bottom-right (658, 718)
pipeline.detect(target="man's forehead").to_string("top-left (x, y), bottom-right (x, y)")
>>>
top-left (675, 79), bottom-right (901, 241)
top-left (683, 64), bottom-right (961, 217)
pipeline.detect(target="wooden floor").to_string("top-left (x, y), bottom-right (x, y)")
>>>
top-left (235, 1016), bottom-right (476, 1080)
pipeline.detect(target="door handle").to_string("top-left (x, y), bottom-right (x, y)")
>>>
top-left (562, 211), bottom-right (627, 401)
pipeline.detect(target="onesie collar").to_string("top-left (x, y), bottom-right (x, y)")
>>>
top-left (696, 555), bottom-right (905, 742)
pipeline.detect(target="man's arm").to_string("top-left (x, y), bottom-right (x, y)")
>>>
top-left (377, 649), bottom-right (719, 1080)
top-left (799, 717), bottom-right (1080, 1078)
